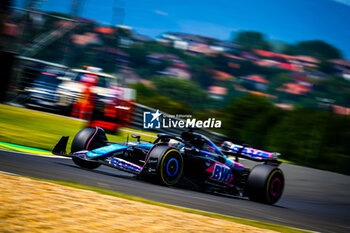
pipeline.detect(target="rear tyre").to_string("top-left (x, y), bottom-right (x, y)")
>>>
top-left (146, 144), bottom-right (183, 186)
top-left (246, 164), bottom-right (284, 204)
top-left (71, 127), bottom-right (107, 169)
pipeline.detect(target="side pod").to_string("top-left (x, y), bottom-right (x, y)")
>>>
top-left (52, 136), bottom-right (69, 156)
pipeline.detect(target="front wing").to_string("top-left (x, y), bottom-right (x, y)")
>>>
top-left (52, 136), bottom-right (143, 174)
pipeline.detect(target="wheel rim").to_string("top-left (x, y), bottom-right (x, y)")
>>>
top-left (270, 177), bottom-right (281, 196)
top-left (266, 170), bottom-right (284, 203)
top-left (160, 150), bottom-right (183, 185)
top-left (166, 158), bottom-right (179, 177)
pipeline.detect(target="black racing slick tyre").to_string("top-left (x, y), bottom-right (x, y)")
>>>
top-left (246, 164), bottom-right (284, 204)
top-left (146, 144), bottom-right (183, 186)
top-left (71, 127), bottom-right (107, 169)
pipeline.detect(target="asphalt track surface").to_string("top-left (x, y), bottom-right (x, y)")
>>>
top-left (1, 150), bottom-right (349, 232)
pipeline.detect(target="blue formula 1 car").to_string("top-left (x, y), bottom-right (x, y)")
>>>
top-left (52, 127), bottom-right (284, 204)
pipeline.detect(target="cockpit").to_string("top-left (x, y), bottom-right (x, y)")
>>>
top-left (154, 131), bottom-right (224, 157)
top-left (180, 131), bottom-right (223, 156)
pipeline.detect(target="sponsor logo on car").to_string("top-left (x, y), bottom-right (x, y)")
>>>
top-left (207, 163), bottom-right (233, 185)
top-left (148, 158), bottom-right (158, 163)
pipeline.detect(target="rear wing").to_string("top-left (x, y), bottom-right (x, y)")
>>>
top-left (221, 141), bottom-right (281, 165)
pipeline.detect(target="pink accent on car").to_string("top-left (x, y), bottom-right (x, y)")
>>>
top-left (206, 162), bottom-right (234, 187)
top-left (205, 162), bottom-right (216, 173)
top-left (233, 161), bottom-right (245, 169)
top-left (86, 127), bottom-right (98, 150)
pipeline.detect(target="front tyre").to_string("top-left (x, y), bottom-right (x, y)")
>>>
top-left (146, 144), bottom-right (183, 186)
top-left (246, 164), bottom-right (284, 204)
top-left (71, 127), bottom-right (107, 169)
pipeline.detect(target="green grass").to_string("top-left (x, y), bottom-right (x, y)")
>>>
top-left (25, 177), bottom-right (308, 233)
top-left (0, 104), bottom-right (294, 166)
top-left (0, 104), bottom-right (156, 151)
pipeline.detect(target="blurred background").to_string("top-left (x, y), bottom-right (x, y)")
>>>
top-left (0, 0), bottom-right (349, 174)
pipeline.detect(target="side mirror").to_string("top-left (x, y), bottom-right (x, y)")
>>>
top-left (131, 134), bottom-right (140, 142)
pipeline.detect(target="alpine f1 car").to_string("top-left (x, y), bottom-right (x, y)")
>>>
top-left (52, 127), bottom-right (284, 204)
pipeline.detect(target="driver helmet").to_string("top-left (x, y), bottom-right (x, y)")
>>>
top-left (181, 131), bottom-right (193, 141)
top-left (191, 134), bottom-right (205, 149)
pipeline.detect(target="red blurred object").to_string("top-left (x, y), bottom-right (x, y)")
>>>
top-left (89, 120), bottom-right (121, 131)
top-left (88, 99), bottom-right (133, 133)
top-left (41, 72), bottom-right (57, 76)
top-left (87, 85), bottom-right (134, 133)
top-left (332, 105), bottom-right (350, 115)
top-left (71, 75), bottom-right (98, 120)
